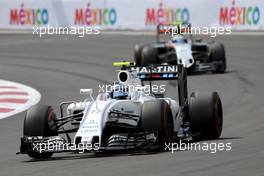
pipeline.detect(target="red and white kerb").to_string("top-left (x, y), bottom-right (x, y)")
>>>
top-left (0, 80), bottom-right (41, 119)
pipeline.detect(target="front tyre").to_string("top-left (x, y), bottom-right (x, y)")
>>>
top-left (134, 45), bottom-right (158, 66)
top-left (23, 105), bottom-right (58, 159)
top-left (210, 42), bottom-right (226, 73)
top-left (134, 44), bottom-right (145, 66)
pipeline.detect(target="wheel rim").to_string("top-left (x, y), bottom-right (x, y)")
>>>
top-left (214, 99), bottom-right (223, 135)
top-left (163, 103), bottom-right (173, 143)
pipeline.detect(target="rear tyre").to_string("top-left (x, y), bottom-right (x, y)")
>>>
top-left (24, 105), bottom-right (58, 159)
top-left (189, 92), bottom-right (223, 140)
top-left (210, 42), bottom-right (226, 73)
top-left (141, 100), bottom-right (173, 150)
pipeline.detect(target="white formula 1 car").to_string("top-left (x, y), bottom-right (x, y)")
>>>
top-left (19, 62), bottom-right (223, 159)
top-left (134, 23), bottom-right (226, 73)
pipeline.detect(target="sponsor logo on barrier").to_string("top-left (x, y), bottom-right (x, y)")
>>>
top-left (10, 3), bottom-right (48, 26)
top-left (74, 2), bottom-right (117, 26)
top-left (219, 0), bottom-right (261, 26)
top-left (145, 2), bottom-right (190, 25)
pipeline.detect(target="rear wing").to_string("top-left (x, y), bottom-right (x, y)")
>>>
top-left (113, 62), bottom-right (180, 81)
top-left (131, 64), bottom-right (188, 107)
top-left (113, 62), bottom-right (188, 108)
top-left (130, 65), bottom-right (178, 81)
top-left (156, 23), bottom-right (192, 42)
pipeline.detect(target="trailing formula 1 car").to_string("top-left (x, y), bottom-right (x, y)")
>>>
top-left (18, 61), bottom-right (223, 159)
top-left (134, 23), bottom-right (226, 73)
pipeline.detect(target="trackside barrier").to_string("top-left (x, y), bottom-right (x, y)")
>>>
top-left (0, 0), bottom-right (263, 30)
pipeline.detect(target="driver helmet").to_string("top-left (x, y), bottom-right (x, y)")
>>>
top-left (110, 82), bottom-right (129, 100)
top-left (171, 35), bottom-right (187, 43)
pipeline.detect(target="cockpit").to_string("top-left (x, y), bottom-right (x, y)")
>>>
top-left (171, 35), bottom-right (188, 44)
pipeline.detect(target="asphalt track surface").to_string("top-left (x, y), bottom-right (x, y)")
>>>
top-left (0, 33), bottom-right (263, 176)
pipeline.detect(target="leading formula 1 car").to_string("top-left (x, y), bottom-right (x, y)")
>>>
top-left (19, 62), bottom-right (223, 159)
top-left (134, 23), bottom-right (226, 73)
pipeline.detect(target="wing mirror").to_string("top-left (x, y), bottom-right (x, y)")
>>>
top-left (80, 89), bottom-right (94, 102)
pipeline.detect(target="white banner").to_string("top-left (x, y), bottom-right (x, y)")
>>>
top-left (0, 0), bottom-right (263, 30)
